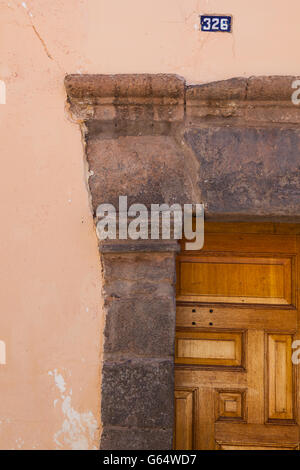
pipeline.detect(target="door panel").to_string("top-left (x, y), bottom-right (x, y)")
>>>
top-left (174, 223), bottom-right (300, 450)
top-left (215, 422), bottom-right (299, 450)
top-left (175, 331), bottom-right (244, 367)
top-left (174, 389), bottom-right (197, 450)
top-left (177, 255), bottom-right (293, 305)
top-left (215, 390), bottom-right (246, 421)
top-left (267, 334), bottom-right (294, 421)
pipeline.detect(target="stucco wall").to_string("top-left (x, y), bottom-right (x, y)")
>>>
top-left (0, 0), bottom-right (299, 450)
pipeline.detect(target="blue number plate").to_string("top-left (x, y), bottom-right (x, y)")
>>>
top-left (200, 15), bottom-right (232, 32)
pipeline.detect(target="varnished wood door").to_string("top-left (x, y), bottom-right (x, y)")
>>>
top-left (174, 223), bottom-right (300, 450)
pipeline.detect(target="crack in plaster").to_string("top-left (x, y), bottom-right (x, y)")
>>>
top-left (16, 0), bottom-right (63, 70)
top-left (30, 23), bottom-right (53, 61)
top-left (19, 1), bottom-right (53, 60)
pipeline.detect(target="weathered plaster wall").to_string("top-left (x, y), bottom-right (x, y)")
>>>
top-left (0, 0), bottom-right (299, 450)
top-left (85, 0), bottom-right (300, 83)
top-left (0, 1), bottom-right (103, 450)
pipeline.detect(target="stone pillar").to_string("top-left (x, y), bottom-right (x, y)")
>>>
top-left (65, 74), bottom-right (186, 449)
top-left (100, 240), bottom-right (178, 449)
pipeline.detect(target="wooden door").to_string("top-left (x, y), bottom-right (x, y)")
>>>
top-left (174, 223), bottom-right (300, 450)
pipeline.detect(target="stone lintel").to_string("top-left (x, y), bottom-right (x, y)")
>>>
top-left (66, 74), bottom-right (300, 124)
top-left (186, 76), bottom-right (300, 122)
top-left (65, 74), bottom-right (185, 122)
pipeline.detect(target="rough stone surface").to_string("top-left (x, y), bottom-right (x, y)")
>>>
top-left (103, 277), bottom-right (175, 299)
top-left (86, 135), bottom-right (192, 211)
top-left (65, 74), bottom-right (185, 122)
top-left (102, 252), bottom-right (176, 299)
top-left (186, 76), bottom-right (300, 103)
top-left (102, 253), bottom-right (176, 284)
top-left (99, 239), bottom-right (180, 253)
top-left (102, 253), bottom-right (176, 357)
top-left (100, 249), bottom-right (177, 449)
top-left (65, 73), bottom-right (185, 100)
top-left (187, 77), bottom-right (247, 102)
top-left (247, 75), bottom-right (300, 101)
top-left (101, 360), bottom-right (174, 428)
top-left (186, 76), bottom-right (300, 122)
top-left (100, 427), bottom-right (173, 450)
top-left (104, 297), bottom-right (176, 357)
top-left (184, 126), bottom-right (300, 217)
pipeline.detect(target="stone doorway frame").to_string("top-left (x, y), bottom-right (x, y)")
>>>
top-left (65, 74), bottom-right (300, 450)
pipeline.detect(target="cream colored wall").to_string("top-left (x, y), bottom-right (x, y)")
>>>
top-left (0, 0), bottom-right (298, 449)
top-left (86, 0), bottom-right (300, 83)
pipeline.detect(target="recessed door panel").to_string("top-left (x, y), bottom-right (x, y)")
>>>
top-left (177, 255), bottom-right (293, 306)
top-left (175, 331), bottom-right (243, 367)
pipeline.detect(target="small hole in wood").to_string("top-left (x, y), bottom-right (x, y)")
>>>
top-left (209, 309), bottom-right (213, 313)
top-left (192, 321), bottom-right (196, 325)
top-left (209, 322), bottom-right (213, 326)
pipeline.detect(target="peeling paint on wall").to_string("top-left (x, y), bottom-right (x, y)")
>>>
top-left (15, 437), bottom-right (24, 449)
top-left (48, 370), bottom-right (98, 450)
